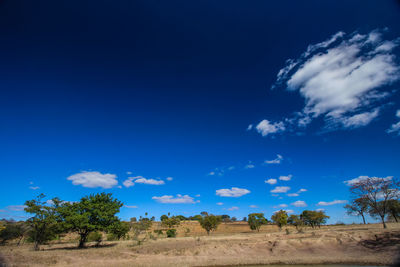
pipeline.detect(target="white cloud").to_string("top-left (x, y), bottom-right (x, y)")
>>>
top-left (228, 166), bottom-right (235, 170)
top-left (126, 171), bottom-right (132, 175)
top-left (135, 177), bottom-right (165, 185)
top-left (287, 193), bottom-right (299, 197)
top-left (256, 120), bottom-right (285, 136)
top-left (216, 187), bottom-right (251, 197)
top-left (265, 178), bottom-right (277, 185)
top-left (291, 200), bottom-right (307, 207)
top-left (7, 205), bottom-right (27, 211)
top-left (124, 205), bottom-right (138, 209)
top-left (249, 205), bottom-right (258, 208)
top-left (298, 189), bottom-right (307, 193)
top-left (152, 194), bottom-right (198, 204)
top-left (166, 177), bottom-right (173, 181)
top-left (265, 154), bottom-right (283, 164)
top-left (344, 175), bottom-right (392, 186)
top-left (264, 29), bottom-right (400, 135)
top-left (29, 186), bottom-right (40, 190)
top-left (285, 209), bottom-right (294, 214)
top-left (317, 200), bottom-right (347, 206)
top-left (67, 171), bottom-right (118, 189)
top-left (279, 175), bottom-right (292, 181)
top-left (270, 186), bottom-right (290, 193)
top-left (316, 208), bottom-right (325, 212)
top-left (208, 171), bottom-right (216, 176)
top-left (387, 110), bottom-right (400, 135)
top-left (245, 164), bottom-right (255, 169)
top-left (216, 202), bottom-right (224, 206)
top-left (228, 206), bottom-right (239, 211)
top-left (123, 176), bottom-right (165, 187)
top-left (247, 124), bottom-right (253, 131)
top-left (195, 194), bottom-right (201, 197)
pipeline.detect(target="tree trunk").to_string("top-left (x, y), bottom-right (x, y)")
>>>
top-left (381, 216), bottom-right (387, 229)
top-left (34, 241), bottom-right (40, 251)
top-left (78, 233), bottom-right (88, 248)
top-left (392, 212), bottom-right (398, 223)
top-left (361, 214), bottom-right (366, 224)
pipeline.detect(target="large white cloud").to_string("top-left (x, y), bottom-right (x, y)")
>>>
top-left (152, 194), bottom-right (198, 204)
top-left (317, 200), bottom-right (347, 206)
top-left (216, 187), bottom-right (251, 197)
top-left (67, 171), bottom-right (118, 188)
top-left (255, 29), bottom-right (400, 136)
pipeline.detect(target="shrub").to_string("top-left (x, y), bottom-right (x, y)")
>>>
top-left (166, 229), bottom-right (177, 238)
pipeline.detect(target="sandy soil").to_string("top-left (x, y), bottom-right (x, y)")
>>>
top-left (1, 223), bottom-right (399, 267)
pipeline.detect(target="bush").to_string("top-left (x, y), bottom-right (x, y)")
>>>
top-left (166, 229), bottom-right (177, 238)
top-left (87, 231), bottom-right (102, 245)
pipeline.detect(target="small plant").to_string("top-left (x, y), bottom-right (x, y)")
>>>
top-left (166, 229), bottom-right (177, 238)
top-left (87, 231), bottom-right (102, 246)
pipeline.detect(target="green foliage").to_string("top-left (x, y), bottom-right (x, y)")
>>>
top-left (0, 221), bottom-right (27, 245)
top-left (58, 192), bottom-right (122, 248)
top-left (160, 215), bottom-right (168, 221)
top-left (387, 199), bottom-right (400, 222)
top-left (153, 229), bottom-right (163, 236)
top-left (344, 197), bottom-right (369, 224)
top-left (87, 231), bottom-right (102, 244)
top-left (131, 218), bottom-right (152, 240)
top-left (287, 214), bottom-right (304, 231)
top-left (271, 210), bottom-right (288, 230)
top-left (247, 213), bottom-right (267, 232)
top-left (300, 210), bottom-right (329, 228)
top-left (161, 216), bottom-right (180, 229)
top-left (24, 194), bottom-right (64, 250)
top-left (199, 215), bottom-right (222, 235)
top-left (175, 215), bottom-right (187, 221)
top-left (166, 229), bottom-right (177, 238)
top-left (108, 221), bottom-right (130, 240)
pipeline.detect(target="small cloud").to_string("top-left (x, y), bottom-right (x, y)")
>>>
top-left (274, 204), bottom-right (288, 208)
top-left (285, 209), bottom-right (294, 214)
top-left (387, 110), bottom-right (400, 135)
top-left (126, 171), bottom-right (132, 175)
top-left (249, 205), bottom-right (258, 208)
top-left (123, 178), bottom-right (135, 188)
top-left (279, 175), bottom-right (292, 181)
top-left (67, 171), bottom-right (118, 189)
top-left (29, 186), bottom-right (40, 190)
top-left (256, 120), bottom-right (286, 137)
top-left (216, 202), bottom-right (224, 205)
top-left (208, 171), bottom-right (216, 176)
top-left (317, 200), bottom-right (347, 206)
top-left (291, 200), bottom-right (307, 207)
top-left (124, 205), bottom-right (138, 209)
top-left (152, 194), bottom-right (199, 204)
top-left (7, 205), bottom-right (27, 211)
top-left (166, 177), bottom-right (173, 181)
top-left (227, 166), bottom-right (235, 170)
top-left (216, 187), bottom-right (251, 197)
top-left (316, 208), bottom-right (325, 212)
top-left (287, 193), bottom-right (299, 197)
top-left (247, 124), bottom-right (253, 131)
top-left (298, 189), bottom-right (307, 193)
top-left (245, 163), bottom-right (255, 169)
top-left (123, 176), bottom-right (165, 187)
top-left (195, 194), bottom-right (201, 197)
top-left (270, 186), bottom-right (290, 193)
top-left (228, 206), bottom-right (239, 211)
top-left (265, 179), bottom-right (277, 185)
top-left (265, 154), bottom-right (283, 164)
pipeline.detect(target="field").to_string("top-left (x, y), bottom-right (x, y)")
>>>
top-left (1, 222), bottom-right (400, 267)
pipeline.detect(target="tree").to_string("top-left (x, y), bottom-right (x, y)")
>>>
top-left (387, 199), bottom-right (400, 222)
top-left (344, 197), bottom-right (369, 224)
top-left (247, 213), bottom-right (267, 232)
top-left (161, 216), bottom-right (180, 229)
top-left (24, 194), bottom-right (63, 250)
top-left (59, 192), bottom-right (122, 248)
top-left (0, 221), bottom-right (27, 245)
top-left (349, 176), bottom-right (400, 228)
top-left (300, 210), bottom-right (329, 228)
top-left (108, 221), bottom-right (130, 240)
top-left (160, 215), bottom-right (168, 222)
top-left (221, 215), bottom-right (231, 222)
top-left (199, 215), bottom-right (222, 235)
top-left (287, 214), bottom-right (303, 230)
top-left (271, 210), bottom-right (288, 230)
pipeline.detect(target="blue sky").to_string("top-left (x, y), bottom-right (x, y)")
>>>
top-left (1, 0), bottom-right (400, 224)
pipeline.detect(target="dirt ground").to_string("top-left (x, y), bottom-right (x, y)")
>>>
top-left (1, 223), bottom-right (399, 267)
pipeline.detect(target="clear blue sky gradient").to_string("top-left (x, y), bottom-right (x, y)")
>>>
top-left (1, 0), bottom-right (400, 223)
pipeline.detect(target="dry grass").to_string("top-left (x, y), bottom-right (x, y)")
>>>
top-left (1, 223), bottom-right (400, 267)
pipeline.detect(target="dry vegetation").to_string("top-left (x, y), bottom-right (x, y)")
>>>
top-left (1, 222), bottom-right (400, 267)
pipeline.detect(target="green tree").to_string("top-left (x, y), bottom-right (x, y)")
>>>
top-left (247, 213), bottom-right (267, 232)
top-left (161, 216), bottom-right (180, 229)
top-left (24, 194), bottom-right (63, 250)
top-left (0, 221), bottom-right (28, 245)
top-left (300, 210), bottom-right (329, 228)
top-left (344, 197), bottom-right (369, 224)
top-left (199, 215), bottom-right (221, 235)
top-left (160, 215), bottom-right (168, 222)
top-left (108, 221), bottom-right (130, 240)
top-left (287, 214), bottom-right (303, 230)
top-left (271, 210), bottom-right (288, 230)
top-left (59, 192), bottom-right (122, 248)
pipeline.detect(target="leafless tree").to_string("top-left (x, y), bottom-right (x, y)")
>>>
top-left (349, 177), bottom-right (399, 228)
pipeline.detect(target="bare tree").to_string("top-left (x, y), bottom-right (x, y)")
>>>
top-left (344, 197), bottom-right (369, 224)
top-left (349, 177), bottom-right (399, 228)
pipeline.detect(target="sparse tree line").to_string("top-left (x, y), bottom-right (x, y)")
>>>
top-left (1, 176), bottom-right (398, 250)
top-left (345, 176), bottom-right (400, 228)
